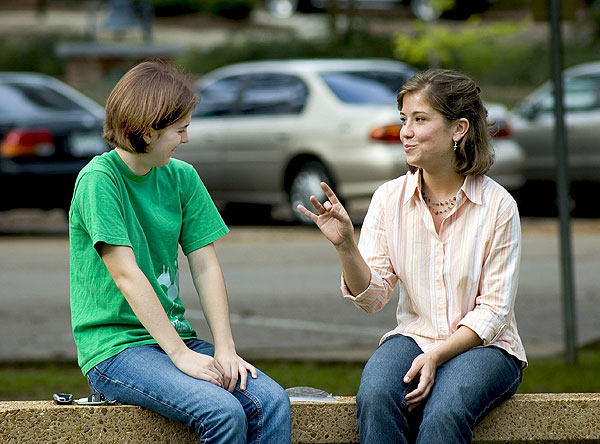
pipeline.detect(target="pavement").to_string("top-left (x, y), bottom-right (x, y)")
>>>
top-left (0, 210), bottom-right (599, 363)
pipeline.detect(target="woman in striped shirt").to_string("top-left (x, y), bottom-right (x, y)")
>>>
top-left (298, 69), bottom-right (526, 443)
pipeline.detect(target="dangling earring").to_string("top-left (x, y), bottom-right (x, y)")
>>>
top-left (453, 140), bottom-right (458, 152)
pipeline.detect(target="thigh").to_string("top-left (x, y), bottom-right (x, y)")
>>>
top-left (87, 341), bottom-right (244, 429)
top-left (425, 346), bottom-right (522, 425)
top-left (360, 334), bottom-right (423, 392)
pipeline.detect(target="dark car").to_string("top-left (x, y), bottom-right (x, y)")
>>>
top-left (0, 73), bottom-right (109, 212)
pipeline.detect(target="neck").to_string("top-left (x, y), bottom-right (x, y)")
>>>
top-left (421, 169), bottom-right (464, 200)
top-left (115, 148), bottom-right (151, 176)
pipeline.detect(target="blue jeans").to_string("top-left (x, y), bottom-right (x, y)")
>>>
top-left (356, 334), bottom-right (522, 444)
top-left (86, 339), bottom-right (291, 444)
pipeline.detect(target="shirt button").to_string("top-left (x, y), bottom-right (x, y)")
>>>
top-left (440, 327), bottom-right (447, 334)
top-left (437, 298), bottom-right (444, 305)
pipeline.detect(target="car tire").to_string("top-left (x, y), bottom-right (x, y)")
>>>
top-left (289, 161), bottom-right (332, 225)
top-left (264, 0), bottom-right (298, 18)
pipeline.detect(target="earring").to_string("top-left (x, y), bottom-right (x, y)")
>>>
top-left (453, 140), bottom-right (458, 152)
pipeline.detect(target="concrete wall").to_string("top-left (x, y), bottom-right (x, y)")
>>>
top-left (2, 394), bottom-right (600, 443)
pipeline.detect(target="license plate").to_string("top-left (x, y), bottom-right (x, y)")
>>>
top-left (70, 133), bottom-right (107, 157)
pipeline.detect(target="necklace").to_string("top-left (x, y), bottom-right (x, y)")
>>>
top-left (422, 190), bottom-right (457, 215)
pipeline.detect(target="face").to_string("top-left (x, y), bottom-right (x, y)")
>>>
top-left (144, 111), bottom-right (192, 167)
top-left (400, 92), bottom-right (464, 174)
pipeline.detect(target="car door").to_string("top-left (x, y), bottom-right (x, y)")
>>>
top-left (218, 72), bottom-right (309, 203)
top-left (176, 74), bottom-right (248, 197)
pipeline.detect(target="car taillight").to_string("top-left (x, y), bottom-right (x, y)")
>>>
top-left (0, 129), bottom-right (56, 158)
top-left (370, 124), bottom-right (402, 142)
top-left (492, 120), bottom-right (513, 138)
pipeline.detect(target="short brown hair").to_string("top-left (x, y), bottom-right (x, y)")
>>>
top-left (397, 69), bottom-right (494, 176)
top-left (104, 60), bottom-right (198, 153)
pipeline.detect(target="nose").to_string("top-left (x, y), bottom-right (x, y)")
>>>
top-left (181, 131), bottom-right (189, 144)
top-left (400, 121), bottom-right (413, 141)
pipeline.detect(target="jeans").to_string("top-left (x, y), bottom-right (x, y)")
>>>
top-left (86, 339), bottom-right (292, 444)
top-left (356, 334), bottom-right (522, 444)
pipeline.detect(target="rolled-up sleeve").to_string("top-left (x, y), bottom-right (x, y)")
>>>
top-left (458, 200), bottom-right (521, 345)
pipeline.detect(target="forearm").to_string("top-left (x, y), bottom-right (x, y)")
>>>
top-left (188, 245), bottom-right (235, 351)
top-left (336, 238), bottom-right (371, 296)
top-left (101, 246), bottom-right (187, 359)
top-left (431, 325), bottom-right (483, 366)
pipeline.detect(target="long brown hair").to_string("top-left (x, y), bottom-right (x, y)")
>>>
top-left (104, 60), bottom-right (198, 153)
top-left (397, 69), bottom-right (494, 176)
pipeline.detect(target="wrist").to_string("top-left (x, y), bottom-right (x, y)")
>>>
top-left (335, 236), bottom-right (358, 254)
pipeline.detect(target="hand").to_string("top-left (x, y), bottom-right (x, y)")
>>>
top-left (171, 347), bottom-right (225, 387)
top-left (296, 182), bottom-right (355, 247)
top-left (403, 351), bottom-right (440, 411)
top-left (214, 348), bottom-right (258, 393)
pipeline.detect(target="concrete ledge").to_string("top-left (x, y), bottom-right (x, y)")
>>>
top-left (1, 394), bottom-right (600, 443)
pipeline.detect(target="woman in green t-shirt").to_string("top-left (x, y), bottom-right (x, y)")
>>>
top-left (69, 60), bottom-right (291, 444)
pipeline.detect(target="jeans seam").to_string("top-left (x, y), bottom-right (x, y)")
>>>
top-left (89, 366), bottom-right (206, 434)
top-left (472, 366), bottom-right (522, 426)
top-left (234, 387), bottom-right (264, 443)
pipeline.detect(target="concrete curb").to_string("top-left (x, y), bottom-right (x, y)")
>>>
top-left (2, 394), bottom-right (600, 443)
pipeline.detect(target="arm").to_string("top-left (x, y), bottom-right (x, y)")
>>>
top-left (297, 182), bottom-right (371, 295)
top-left (187, 244), bottom-right (257, 392)
top-left (100, 243), bottom-right (224, 387)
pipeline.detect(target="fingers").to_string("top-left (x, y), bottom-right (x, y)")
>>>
top-left (403, 357), bottom-right (435, 411)
top-left (320, 182), bottom-right (340, 205)
top-left (225, 366), bottom-right (238, 393)
top-left (296, 204), bottom-right (319, 222)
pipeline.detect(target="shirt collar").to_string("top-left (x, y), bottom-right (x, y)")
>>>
top-left (462, 175), bottom-right (483, 205)
top-left (403, 170), bottom-right (483, 206)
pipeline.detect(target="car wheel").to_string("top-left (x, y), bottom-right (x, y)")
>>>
top-left (289, 161), bottom-right (332, 224)
top-left (264, 0), bottom-right (298, 18)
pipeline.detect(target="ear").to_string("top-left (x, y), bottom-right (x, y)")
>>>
top-left (142, 129), bottom-right (156, 145)
top-left (453, 118), bottom-right (470, 142)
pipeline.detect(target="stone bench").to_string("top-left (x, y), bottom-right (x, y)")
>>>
top-left (1, 394), bottom-right (599, 443)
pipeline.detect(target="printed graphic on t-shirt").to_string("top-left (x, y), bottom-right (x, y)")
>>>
top-left (157, 261), bottom-right (190, 333)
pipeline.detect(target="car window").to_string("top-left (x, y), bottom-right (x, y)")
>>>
top-left (239, 73), bottom-right (308, 115)
top-left (195, 75), bottom-right (248, 117)
top-left (0, 82), bottom-right (86, 117)
top-left (319, 71), bottom-right (406, 104)
top-left (537, 75), bottom-right (600, 112)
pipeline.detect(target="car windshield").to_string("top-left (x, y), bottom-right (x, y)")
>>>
top-left (319, 71), bottom-right (408, 104)
top-left (0, 82), bottom-right (86, 118)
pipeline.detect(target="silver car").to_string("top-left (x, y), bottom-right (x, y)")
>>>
top-left (511, 61), bottom-right (600, 183)
top-left (176, 59), bottom-right (524, 223)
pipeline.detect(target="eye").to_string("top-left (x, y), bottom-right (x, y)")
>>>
top-left (399, 117), bottom-right (406, 125)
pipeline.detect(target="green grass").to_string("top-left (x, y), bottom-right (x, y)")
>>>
top-left (2, 342), bottom-right (599, 401)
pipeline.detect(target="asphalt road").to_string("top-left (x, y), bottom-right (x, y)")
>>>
top-left (0, 210), bottom-right (599, 363)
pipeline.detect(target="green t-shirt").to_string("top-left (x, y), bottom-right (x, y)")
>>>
top-left (69, 150), bottom-right (229, 375)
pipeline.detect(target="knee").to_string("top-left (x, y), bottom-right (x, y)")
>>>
top-left (258, 382), bottom-right (291, 422)
top-left (199, 397), bottom-right (247, 442)
top-left (357, 375), bottom-right (398, 416)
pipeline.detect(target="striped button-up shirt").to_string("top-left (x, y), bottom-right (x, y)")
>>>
top-left (342, 170), bottom-right (527, 366)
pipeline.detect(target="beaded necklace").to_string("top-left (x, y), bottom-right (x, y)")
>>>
top-left (422, 191), bottom-right (457, 215)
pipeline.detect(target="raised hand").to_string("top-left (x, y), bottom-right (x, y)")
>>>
top-left (296, 182), bottom-right (355, 247)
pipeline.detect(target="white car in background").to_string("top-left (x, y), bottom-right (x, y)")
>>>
top-left (176, 59), bottom-right (524, 223)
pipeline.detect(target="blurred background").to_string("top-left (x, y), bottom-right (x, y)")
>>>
top-left (1, 0), bottom-right (600, 400)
